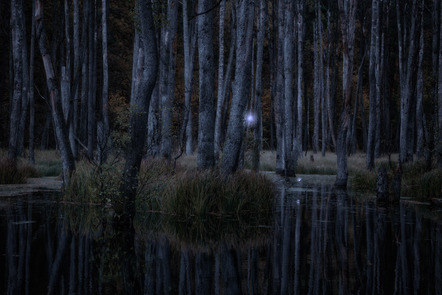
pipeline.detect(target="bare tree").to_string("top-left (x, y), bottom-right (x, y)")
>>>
top-left (335, 0), bottom-right (357, 188)
top-left (119, 0), bottom-right (158, 208)
top-left (214, 0), bottom-right (226, 159)
top-left (221, 0), bottom-right (254, 175)
top-left (397, 0), bottom-right (424, 163)
top-left (252, 0), bottom-right (267, 171)
top-left (367, 0), bottom-right (380, 170)
top-left (35, 0), bottom-right (76, 184)
top-left (197, 0), bottom-right (216, 169)
top-left (182, 0), bottom-right (197, 155)
top-left (438, 0), bottom-right (442, 167)
top-left (8, 0), bottom-right (24, 161)
top-left (283, 0), bottom-right (297, 177)
top-left (160, 0), bottom-right (178, 160)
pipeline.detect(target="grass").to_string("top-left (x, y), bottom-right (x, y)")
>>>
top-left (0, 156), bottom-right (40, 184)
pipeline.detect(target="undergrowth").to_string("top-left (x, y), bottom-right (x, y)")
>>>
top-left (0, 156), bottom-right (39, 184)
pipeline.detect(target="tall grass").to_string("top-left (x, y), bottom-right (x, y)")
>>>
top-left (160, 170), bottom-right (274, 220)
top-left (0, 156), bottom-right (39, 184)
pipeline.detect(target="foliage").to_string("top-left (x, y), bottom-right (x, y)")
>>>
top-left (64, 159), bottom-right (123, 205)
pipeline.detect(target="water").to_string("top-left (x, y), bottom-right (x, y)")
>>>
top-left (0, 185), bottom-right (441, 294)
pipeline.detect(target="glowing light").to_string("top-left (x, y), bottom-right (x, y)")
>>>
top-left (246, 114), bottom-right (254, 123)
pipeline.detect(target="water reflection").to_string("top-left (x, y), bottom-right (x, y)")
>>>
top-left (0, 187), bottom-right (441, 294)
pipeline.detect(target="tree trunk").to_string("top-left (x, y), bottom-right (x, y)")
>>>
top-left (160, 0), bottom-right (178, 160)
top-left (296, 0), bottom-right (304, 157)
top-left (397, 0), bottom-right (423, 163)
top-left (335, 0), bottom-right (357, 188)
top-left (119, 0), bottom-right (158, 214)
top-left (197, 0), bottom-right (216, 169)
top-left (214, 0), bottom-right (225, 159)
top-left (17, 2), bottom-right (29, 157)
top-left (35, 0), bottom-right (75, 184)
top-left (221, 0), bottom-right (254, 175)
top-left (438, 0), bottom-right (442, 168)
top-left (367, 0), bottom-right (380, 170)
top-left (283, 0), bottom-right (295, 177)
top-left (8, 0), bottom-right (24, 161)
top-left (87, 0), bottom-right (97, 159)
top-left (416, 15), bottom-right (425, 158)
top-left (80, 0), bottom-right (89, 144)
top-left (101, 0), bottom-right (110, 158)
top-left (182, 0), bottom-right (196, 155)
top-left (72, 0), bottom-right (80, 158)
top-left (29, 0), bottom-right (36, 164)
top-left (147, 79), bottom-right (161, 157)
top-left (252, 0), bottom-right (266, 171)
top-left (274, 0), bottom-right (285, 174)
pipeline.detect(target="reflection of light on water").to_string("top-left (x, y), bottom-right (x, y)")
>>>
top-left (296, 177), bottom-right (302, 182)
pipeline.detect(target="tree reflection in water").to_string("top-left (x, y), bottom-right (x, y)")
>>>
top-left (0, 188), bottom-right (441, 294)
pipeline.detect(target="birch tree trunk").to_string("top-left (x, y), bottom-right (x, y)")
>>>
top-left (35, 0), bottom-right (75, 184)
top-left (221, 0), bottom-right (254, 175)
top-left (197, 0), bottom-right (216, 169)
top-left (336, 0), bottom-right (357, 188)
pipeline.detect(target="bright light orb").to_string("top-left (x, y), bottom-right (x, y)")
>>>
top-left (246, 114), bottom-right (254, 123)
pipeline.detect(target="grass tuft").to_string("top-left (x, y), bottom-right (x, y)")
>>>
top-left (0, 157), bottom-right (27, 184)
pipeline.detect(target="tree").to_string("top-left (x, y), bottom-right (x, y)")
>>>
top-left (8, 0), bottom-right (24, 161)
top-left (160, 0), bottom-right (178, 160)
top-left (197, 0), bottom-right (216, 169)
top-left (251, 0), bottom-right (267, 171)
top-left (35, 0), bottom-right (75, 184)
top-left (221, 0), bottom-right (254, 175)
top-left (397, 0), bottom-right (424, 163)
top-left (182, 0), bottom-right (197, 155)
top-left (119, 0), bottom-right (158, 217)
top-left (367, 0), bottom-right (380, 170)
top-left (335, 0), bottom-right (357, 188)
top-left (101, 0), bottom-right (110, 159)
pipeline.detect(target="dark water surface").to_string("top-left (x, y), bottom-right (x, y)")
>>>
top-left (1, 185), bottom-right (441, 294)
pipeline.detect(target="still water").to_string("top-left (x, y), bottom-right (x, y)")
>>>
top-left (0, 184), bottom-right (441, 294)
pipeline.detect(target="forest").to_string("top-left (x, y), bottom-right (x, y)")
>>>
top-left (1, 0), bottom-right (441, 192)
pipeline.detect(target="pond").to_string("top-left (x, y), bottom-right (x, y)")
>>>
top-left (0, 184), bottom-right (441, 294)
